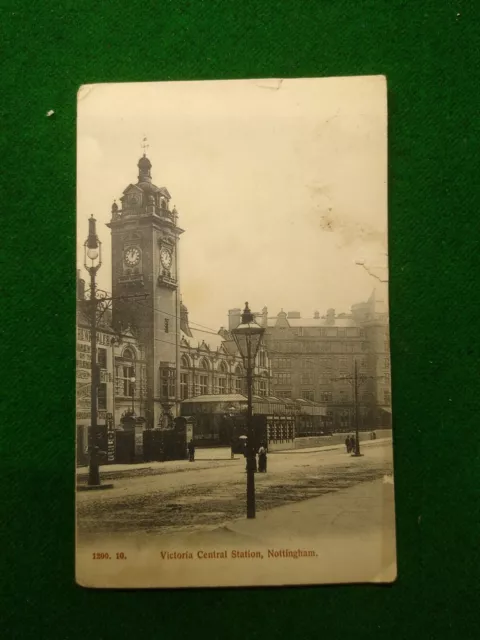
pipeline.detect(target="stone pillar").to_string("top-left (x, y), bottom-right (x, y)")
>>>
top-left (134, 421), bottom-right (144, 463)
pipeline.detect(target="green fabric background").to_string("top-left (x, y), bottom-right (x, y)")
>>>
top-left (1, 0), bottom-right (479, 637)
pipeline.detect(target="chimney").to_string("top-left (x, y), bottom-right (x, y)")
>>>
top-left (326, 308), bottom-right (335, 325)
top-left (180, 302), bottom-right (193, 337)
top-left (314, 310), bottom-right (320, 319)
top-left (262, 306), bottom-right (268, 327)
top-left (228, 308), bottom-right (242, 331)
top-left (218, 327), bottom-right (229, 339)
top-left (76, 269), bottom-right (85, 300)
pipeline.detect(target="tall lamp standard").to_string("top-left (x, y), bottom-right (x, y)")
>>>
top-left (231, 303), bottom-right (265, 519)
top-left (130, 375), bottom-right (136, 417)
top-left (84, 215), bottom-right (102, 486)
top-left (352, 359), bottom-right (362, 457)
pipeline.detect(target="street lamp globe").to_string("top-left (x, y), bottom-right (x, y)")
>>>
top-left (87, 247), bottom-right (99, 261)
top-left (231, 302), bottom-right (265, 365)
top-left (83, 215), bottom-right (102, 272)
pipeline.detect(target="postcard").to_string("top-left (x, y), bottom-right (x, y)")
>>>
top-left (76, 76), bottom-right (395, 588)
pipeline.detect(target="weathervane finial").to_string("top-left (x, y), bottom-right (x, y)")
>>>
top-left (141, 135), bottom-right (149, 155)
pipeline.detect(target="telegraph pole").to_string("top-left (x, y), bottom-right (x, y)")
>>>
top-left (353, 359), bottom-right (361, 456)
top-left (331, 358), bottom-right (381, 457)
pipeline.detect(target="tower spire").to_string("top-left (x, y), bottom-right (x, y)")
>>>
top-left (138, 136), bottom-right (152, 183)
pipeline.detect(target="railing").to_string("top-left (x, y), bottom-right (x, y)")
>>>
top-left (158, 208), bottom-right (175, 221)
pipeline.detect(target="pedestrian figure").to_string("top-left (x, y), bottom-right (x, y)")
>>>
top-left (88, 445), bottom-right (102, 486)
top-left (345, 435), bottom-right (351, 454)
top-left (258, 442), bottom-right (267, 473)
top-left (187, 438), bottom-right (195, 462)
top-left (230, 438), bottom-right (235, 460)
top-left (350, 435), bottom-right (356, 454)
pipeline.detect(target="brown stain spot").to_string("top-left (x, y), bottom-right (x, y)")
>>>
top-left (319, 207), bottom-right (335, 232)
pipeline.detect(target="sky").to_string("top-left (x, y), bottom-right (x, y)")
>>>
top-left (77, 76), bottom-right (388, 331)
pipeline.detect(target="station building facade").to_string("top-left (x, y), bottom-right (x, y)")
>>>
top-left (239, 290), bottom-right (391, 432)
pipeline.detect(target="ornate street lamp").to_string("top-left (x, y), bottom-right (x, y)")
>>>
top-left (83, 216), bottom-right (103, 486)
top-left (231, 302), bottom-right (265, 519)
top-left (130, 375), bottom-right (136, 417)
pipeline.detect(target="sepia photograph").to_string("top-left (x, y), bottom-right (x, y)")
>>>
top-left (75, 76), bottom-right (395, 589)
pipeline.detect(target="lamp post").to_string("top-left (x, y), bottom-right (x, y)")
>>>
top-left (231, 302), bottom-right (265, 519)
top-left (353, 359), bottom-right (361, 456)
top-left (83, 215), bottom-right (102, 486)
top-left (130, 375), bottom-right (136, 417)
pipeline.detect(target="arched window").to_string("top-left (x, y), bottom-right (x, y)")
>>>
top-left (180, 372), bottom-right (189, 400)
top-left (235, 364), bottom-right (244, 394)
top-left (118, 347), bottom-right (135, 397)
top-left (160, 366), bottom-right (175, 399)
top-left (123, 347), bottom-right (135, 361)
top-left (217, 360), bottom-right (228, 394)
top-left (198, 358), bottom-right (209, 395)
top-left (181, 355), bottom-right (190, 369)
top-left (258, 350), bottom-right (266, 367)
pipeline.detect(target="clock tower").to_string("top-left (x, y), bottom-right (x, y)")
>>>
top-left (107, 150), bottom-right (184, 428)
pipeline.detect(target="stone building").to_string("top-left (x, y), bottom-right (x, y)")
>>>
top-left (76, 272), bottom-right (146, 464)
top-left (179, 302), bottom-right (270, 400)
top-left (257, 290), bottom-right (391, 431)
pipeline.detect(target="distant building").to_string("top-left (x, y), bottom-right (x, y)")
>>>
top-left (258, 290), bottom-right (391, 431)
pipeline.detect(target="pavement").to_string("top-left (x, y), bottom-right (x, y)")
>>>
top-left (77, 446), bottom-right (234, 473)
top-left (76, 438), bottom-right (391, 480)
top-left (281, 437), bottom-right (390, 454)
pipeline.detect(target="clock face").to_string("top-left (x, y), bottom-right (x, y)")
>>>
top-left (130, 195), bottom-right (139, 205)
top-left (160, 248), bottom-right (172, 269)
top-left (124, 247), bottom-right (141, 267)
